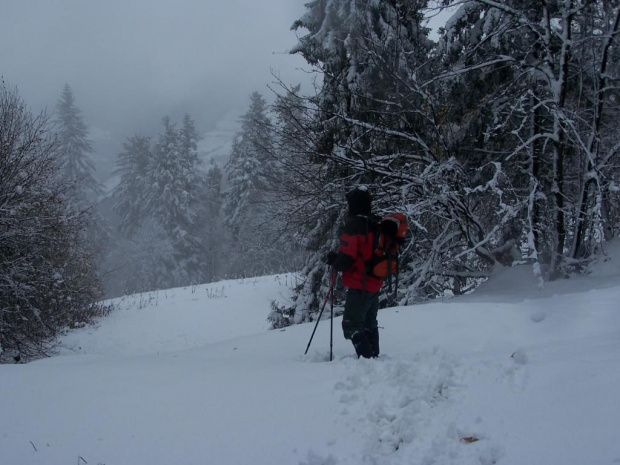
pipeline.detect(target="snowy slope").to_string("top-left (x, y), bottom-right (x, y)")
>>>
top-left (1, 250), bottom-right (620, 465)
top-left (198, 109), bottom-right (241, 167)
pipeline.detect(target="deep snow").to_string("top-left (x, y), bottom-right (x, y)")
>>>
top-left (2, 247), bottom-right (620, 465)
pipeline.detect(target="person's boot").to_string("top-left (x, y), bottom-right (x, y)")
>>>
top-left (366, 328), bottom-right (380, 357)
top-left (351, 331), bottom-right (374, 359)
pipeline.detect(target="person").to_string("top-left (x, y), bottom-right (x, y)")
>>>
top-left (326, 186), bottom-right (383, 359)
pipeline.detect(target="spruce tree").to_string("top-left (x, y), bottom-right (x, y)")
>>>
top-left (223, 92), bottom-right (281, 277)
top-left (55, 84), bottom-right (110, 260)
top-left (146, 116), bottom-right (205, 287)
top-left (274, 0), bottom-right (620, 327)
top-left (201, 159), bottom-right (224, 281)
top-left (55, 84), bottom-right (103, 210)
top-left (112, 134), bottom-right (151, 236)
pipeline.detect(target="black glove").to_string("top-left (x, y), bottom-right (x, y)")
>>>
top-left (325, 251), bottom-right (338, 266)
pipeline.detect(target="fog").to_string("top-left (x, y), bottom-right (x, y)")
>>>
top-left (0, 0), bottom-right (311, 178)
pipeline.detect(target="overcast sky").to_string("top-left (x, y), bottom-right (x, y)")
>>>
top-left (0, 0), bottom-right (311, 165)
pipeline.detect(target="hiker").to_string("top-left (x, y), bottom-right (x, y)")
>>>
top-left (326, 186), bottom-right (383, 359)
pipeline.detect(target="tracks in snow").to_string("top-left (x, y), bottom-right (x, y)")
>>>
top-left (303, 348), bottom-right (523, 465)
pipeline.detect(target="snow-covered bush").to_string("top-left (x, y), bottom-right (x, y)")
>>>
top-left (0, 82), bottom-right (108, 362)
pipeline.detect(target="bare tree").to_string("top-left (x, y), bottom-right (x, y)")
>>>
top-left (0, 82), bottom-right (107, 362)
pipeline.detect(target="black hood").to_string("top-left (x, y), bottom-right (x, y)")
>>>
top-left (346, 187), bottom-right (372, 216)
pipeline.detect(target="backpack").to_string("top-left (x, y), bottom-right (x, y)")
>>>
top-left (366, 213), bottom-right (408, 280)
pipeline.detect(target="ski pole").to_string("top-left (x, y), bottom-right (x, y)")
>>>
top-left (329, 269), bottom-right (335, 361)
top-left (304, 269), bottom-right (336, 356)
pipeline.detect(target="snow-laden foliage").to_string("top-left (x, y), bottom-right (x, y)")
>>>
top-left (55, 84), bottom-right (103, 208)
top-left (223, 92), bottom-right (305, 278)
top-left (0, 83), bottom-right (108, 361)
top-left (113, 134), bottom-right (151, 237)
top-left (146, 116), bottom-right (205, 284)
top-left (55, 84), bottom-right (111, 259)
top-left (109, 115), bottom-right (211, 294)
top-left (436, 0), bottom-right (620, 277)
top-left (269, 0), bottom-right (620, 325)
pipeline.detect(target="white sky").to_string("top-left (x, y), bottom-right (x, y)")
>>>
top-left (0, 0), bottom-right (310, 139)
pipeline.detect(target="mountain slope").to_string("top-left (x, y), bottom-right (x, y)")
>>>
top-left (1, 252), bottom-right (620, 465)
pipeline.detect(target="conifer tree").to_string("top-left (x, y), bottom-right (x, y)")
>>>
top-left (201, 159), bottom-right (224, 281)
top-left (55, 84), bottom-right (103, 210)
top-left (180, 113), bottom-right (200, 166)
top-left (286, 0), bottom-right (456, 320)
top-left (55, 84), bottom-right (110, 261)
top-left (145, 116), bottom-right (205, 286)
top-left (112, 134), bottom-right (151, 236)
top-left (108, 115), bottom-right (211, 293)
top-left (223, 92), bottom-right (280, 277)
top-left (273, 0), bottom-right (620, 328)
top-left (223, 93), bottom-right (273, 229)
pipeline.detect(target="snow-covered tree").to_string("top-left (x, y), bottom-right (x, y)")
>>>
top-left (55, 84), bottom-right (110, 261)
top-left (145, 116), bottom-right (205, 287)
top-left (0, 82), bottom-right (107, 361)
top-left (55, 84), bottom-right (103, 210)
top-left (179, 113), bottom-right (200, 166)
top-left (223, 92), bottom-right (283, 277)
top-left (284, 0), bottom-right (503, 321)
top-left (437, 0), bottom-right (620, 278)
top-left (274, 0), bottom-right (620, 327)
top-left (112, 134), bottom-right (151, 236)
top-left (201, 159), bottom-right (225, 282)
top-left (107, 114), bottom-right (213, 293)
top-left (103, 218), bottom-right (175, 295)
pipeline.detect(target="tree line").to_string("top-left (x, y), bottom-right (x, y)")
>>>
top-left (105, 91), bottom-right (305, 296)
top-left (0, 82), bottom-right (305, 360)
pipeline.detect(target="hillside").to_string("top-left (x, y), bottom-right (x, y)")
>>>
top-left (1, 247), bottom-right (619, 464)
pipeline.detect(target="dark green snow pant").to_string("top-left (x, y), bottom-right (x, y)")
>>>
top-left (342, 289), bottom-right (380, 358)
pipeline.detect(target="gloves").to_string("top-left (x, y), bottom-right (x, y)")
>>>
top-left (325, 251), bottom-right (338, 266)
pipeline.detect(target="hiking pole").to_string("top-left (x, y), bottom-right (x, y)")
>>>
top-left (304, 269), bottom-right (337, 356)
top-left (329, 269), bottom-right (335, 362)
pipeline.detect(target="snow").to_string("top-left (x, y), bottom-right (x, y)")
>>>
top-left (198, 109), bottom-right (242, 168)
top-left (2, 250), bottom-right (620, 464)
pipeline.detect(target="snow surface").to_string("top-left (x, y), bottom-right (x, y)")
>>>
top-left (2, 248), bottom-right (620, 465)
top-left (198, 109), bottom-right (242, 168)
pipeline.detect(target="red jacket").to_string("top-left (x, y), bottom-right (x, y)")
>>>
top-left (333, 215), bottom-right (383, 293)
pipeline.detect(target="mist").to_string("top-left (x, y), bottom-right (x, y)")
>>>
top-left (0, 0), bottom-right (311, 179)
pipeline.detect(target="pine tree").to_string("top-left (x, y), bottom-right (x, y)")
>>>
top-left (107, 114), bottom-right (211, 293)
top-left (55, 84), bottom-right (110, 261)
top-left (56, 84), bottom-right (103, 210)
top-left (222, 92), bottom-right (280, 277)
top-left (287, 0), bottom-right (460, 319)
top-left (112, 134), bottom-right (151, 236)
top-left (179, 113), bottom-right (200, 166)
top-left (145, 116), bottom-right (205, 287)
top-left (272, 0), bottom-right (620, 327)
top-left (201, 159), bottom-right (224, 281)
top-left (223, 93), bottom-right (272, 229)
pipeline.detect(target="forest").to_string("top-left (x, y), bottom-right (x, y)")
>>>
top-left (2, 0), bottom-right (619, 360)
